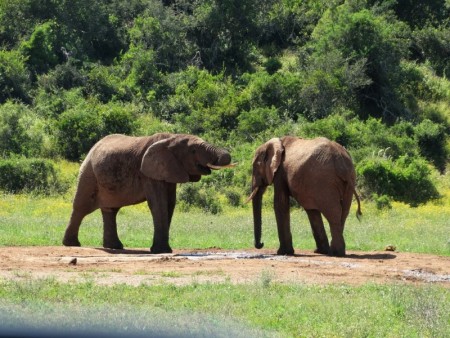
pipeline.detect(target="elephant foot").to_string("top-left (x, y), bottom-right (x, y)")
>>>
top-left (150, 244), bottom-right (173, 254)
top-left (277, 247), bottom-right (294, 256)
top-left (103, 240), bottom-right (124, 250)
top-left (62, 236), bottom-right (81, 247)
top-left (314, 247), bottom-right (330, 255)
top-left (329, 247), bottom-right (346, 257)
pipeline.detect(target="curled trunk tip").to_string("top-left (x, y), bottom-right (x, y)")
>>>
top-left (255, 241), bottom-right (264, 249)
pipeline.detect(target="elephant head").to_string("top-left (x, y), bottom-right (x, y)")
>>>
top-left (247, 138), bottom-right (284, 249)
top-left (141, 134), bottom-right (234, 184)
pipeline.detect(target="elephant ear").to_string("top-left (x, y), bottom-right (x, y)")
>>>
top-left (265, 138), bottom-right (284, 185)
top-left (140, 138), bottom-right (190, 183)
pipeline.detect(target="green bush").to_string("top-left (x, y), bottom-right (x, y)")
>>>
top-left (236, 107), bottom-right (281, 141)
top-left (178, 184), bottom-right (223, 214)
top-left (412, 26), bottom-right (450, 78)
top-left (0, 101), bottom-right (50, 157)
top-left (84, 65), bottom-right (130, 103)
top-left (20, 21), bottom-right (60, 75)
top-left (57, 106), bottom-right (103, 161)
top-left (56, 100), bottom-right (138, 161)
top-left (0, 157), bottom-right (66, 194)
top-left (223, 187), bottom-right (242, 207)
top-left (99, 103), bottom-right (138, 136)
top-left (357, 155), bottom-right (439, 206)
top-left (263, 57), bottom-right (282, 74)
top-left (0, 50), bottom-right (31, 103)
top-left (157, 67), bottom-right (239, 140)
top-left (414, 119), bottom-right (448, 173)
top-left (372, 193), bottom-right (392, 210)
top-left (37, 63), bottom-right (85, 91)
top-left (238, 71), bottom-right (303, 121)
top-left (308, 5), bottom-right (410, 121)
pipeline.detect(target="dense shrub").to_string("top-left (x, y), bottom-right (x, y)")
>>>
top-left (178, 184), bottom-right (222, 214)
top-left (20, 21), bottom-right (60, 75)
top-left (414, 119), bottom-right (448, 173)
top-left (84, 65), bottom-right (129, 103)
top-left (299, 115), bottom-right (418, 159)
top-left (0, 101), bottom-right (49, 157)
top-left (0, 157), bottom-right (65, 194)
top-left (308, 4), bottom-right (410, 121)
top-left (157, 67), bottom-right (239, 140)
top-left (0, 50), bottom-right (31, 103)
top-left (238, 71), bottom-right (303, 121)
top-left (57, 106), bottom-right (103, 161)
top-left (236, 107), bottom-right (281, 141)
top-left (357, 155), bottom-right (439, 206)
top-left (100, 103), bottom-right (138, 136)
top-left (412, 26), bottom-right (450, 78)
top-left (37, 62), bottom-right (85, 91)
top-left (56, 101), bottom-right (138, 161)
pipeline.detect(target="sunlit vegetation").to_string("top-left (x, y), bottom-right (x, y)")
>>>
top-left (0, 0), bottom-right (448, 209)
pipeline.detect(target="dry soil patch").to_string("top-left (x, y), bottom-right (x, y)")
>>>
top-left (1, 246), bottom-right (449, 286)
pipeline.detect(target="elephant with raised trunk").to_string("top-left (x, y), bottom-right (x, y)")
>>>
top-left (247, 136), bottom-right (361, 257)
top-left (63, 133), bottom-right (234, 253)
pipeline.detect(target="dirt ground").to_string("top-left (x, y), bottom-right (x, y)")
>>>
top-left (0, 246), bottom-right (449, 287)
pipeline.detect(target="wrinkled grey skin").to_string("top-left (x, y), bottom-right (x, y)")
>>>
top-left (63, 133), bottom-right (232, 253)
top-left (248, 136), bottom-right (361, 257)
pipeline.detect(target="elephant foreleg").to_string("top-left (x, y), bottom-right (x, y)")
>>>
top-left (274, 187), bottom-right (294, 255)
top-left (305, 209), bottom-right (330, 255)
top-left (101, 208), bottom-right (123, 249)
top-left (146, 181), bottom-right (173, 254)
top-left (167, 183), bottom-right (177, 229)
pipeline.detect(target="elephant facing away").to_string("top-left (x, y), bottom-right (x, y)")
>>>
top-left (63, 133), bottom-right (234, 254)
top-left (247, 136), bottom-right (361, 257)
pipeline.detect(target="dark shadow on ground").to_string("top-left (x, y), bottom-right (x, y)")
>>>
top-left (345, 253), bottom-right (396, 260)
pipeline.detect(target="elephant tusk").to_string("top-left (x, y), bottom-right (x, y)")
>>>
top-left (206, 162), bottom-right (238, 170)
top-left (245, 187), bottom-right (259, 204)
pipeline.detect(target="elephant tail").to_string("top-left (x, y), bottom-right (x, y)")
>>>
top-left (354, 189), bottom-right (362, 221)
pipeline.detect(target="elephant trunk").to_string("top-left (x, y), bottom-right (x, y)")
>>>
top-left (216, 149), bottom-right (231, 166)
top-left (204, 144), bottom-right (232, 166)
top-left (251, 186), bottom-right (265, 249)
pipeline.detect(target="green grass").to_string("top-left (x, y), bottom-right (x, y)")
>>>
top-left (0, 192), bottom-right (449, 255)
top-left (0, 278), bottom-right (448, 337)
top-left (0, 191), bottom-right (449, 336)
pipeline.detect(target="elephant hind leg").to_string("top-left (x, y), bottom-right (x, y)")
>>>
top-left (306, 209), bottom-right (330, 255)
top-left (328, 219), bottom-right (346, 257)
top-left (63, 183), bottom-right (99, 247)
top-left (102, 208), bottom-right (123, 249)
top-left (63, 202), bottom-right (97, 246)
top-left (321, 204), bottom-right (346, 257)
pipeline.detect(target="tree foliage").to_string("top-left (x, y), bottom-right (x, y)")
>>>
top-left (0, 0), bottom-right (448, 205)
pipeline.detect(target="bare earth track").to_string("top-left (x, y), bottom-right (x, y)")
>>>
top-left (0, 246), bottom-right (449, 287)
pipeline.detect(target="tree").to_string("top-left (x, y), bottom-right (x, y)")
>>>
top-left (307, 4), bottom-right (411, 121)
top-left (20, 21), bottom-right (59, 75)
top-left (0, 50), bottom-right (31, 103)
top-left (190, 0), bottom-right (260, 75)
